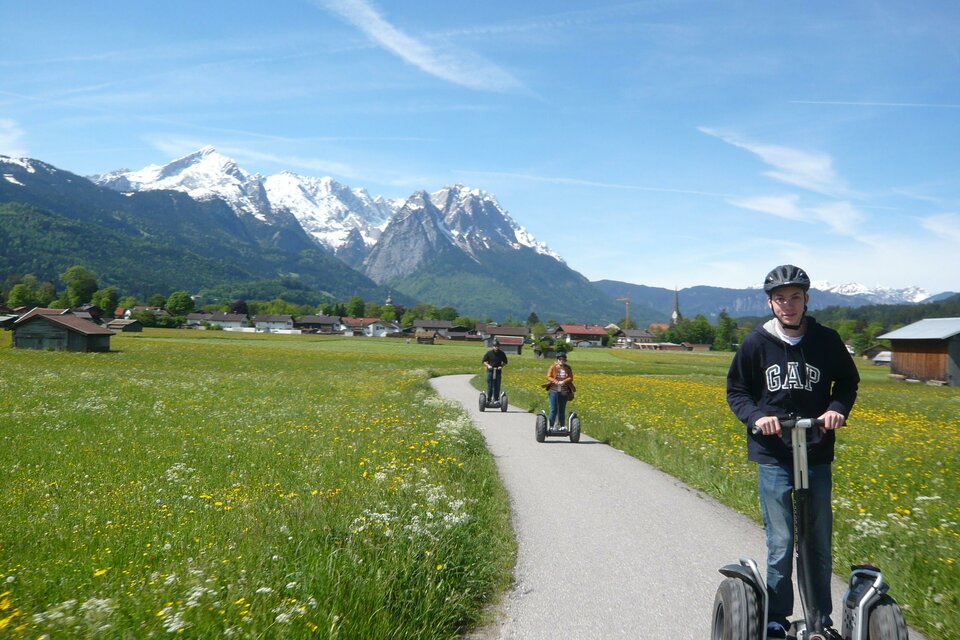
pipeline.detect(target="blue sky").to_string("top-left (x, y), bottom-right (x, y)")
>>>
top-left (2, 1), bottom-right (959, 294)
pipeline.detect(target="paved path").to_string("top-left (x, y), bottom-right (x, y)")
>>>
top-left (431, 374), bottom-right (923, 640)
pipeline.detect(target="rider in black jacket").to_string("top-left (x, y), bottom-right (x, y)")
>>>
top-left (482, 340), bottom-right (508, 400)
top-left (726, 265), bottom-right (859, 639)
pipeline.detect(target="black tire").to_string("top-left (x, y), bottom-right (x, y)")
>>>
top-left (500, 393), bottom-right (508, 412)
top-left (479, 392), bottom-right (486, 412)
top-left (535, 413), bottom-right (547, 442)
top-left (569, 415), bottom-right (581, 443)
top-left (711, 577), bottom-right (760, 640)
top-left (868, 595), bottom-right (909, 640)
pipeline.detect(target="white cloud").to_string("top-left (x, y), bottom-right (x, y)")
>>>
top-left (809, 201), bottom-right (867, 236)
top-left (728, 194), bottom-right (805, 221)
top-left (699, 127), bottom-right (848, 197)
top-left (0, 119), bottom-right (27, 157)
top-left (316, 0), bottom-right (522, 92)
top-left (922, 213), bottom-right (960, 244)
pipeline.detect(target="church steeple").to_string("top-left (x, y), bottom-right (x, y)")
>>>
top-left (671, 288), bottom-right (683, 326)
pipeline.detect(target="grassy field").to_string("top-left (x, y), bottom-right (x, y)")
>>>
top-left (1, 331), bottom-right (957, 639)
top-left (0, 331), bottom-right (515, 639)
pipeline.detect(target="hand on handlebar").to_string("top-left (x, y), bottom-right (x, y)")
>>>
top-left (818, 410), bottom-right (846, 432)
top-left (753, 415), bottom-right (781, 437)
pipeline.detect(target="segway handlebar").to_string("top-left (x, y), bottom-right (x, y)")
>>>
top-left (751, 417), bottom-right (824, 435)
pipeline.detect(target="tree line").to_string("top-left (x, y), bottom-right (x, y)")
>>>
top-left (5, 265), bottom-right (957, 352)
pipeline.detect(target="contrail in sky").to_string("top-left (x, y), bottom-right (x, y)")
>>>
top-left (791, 100), bottom-right (960, 109)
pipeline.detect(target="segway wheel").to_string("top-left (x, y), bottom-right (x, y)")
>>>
top-left (868, 595), bottom-right (909, 640)
top-left (535, 412), bottom-right (547, 442)
top-left (569, 414), bottom-right (581, 443)
top-left (500, 393), bottom-right (508, 412)
top-left (711, 577), bottom-right (759, 640)
top-left (478, 392), bottom-right (486, 412)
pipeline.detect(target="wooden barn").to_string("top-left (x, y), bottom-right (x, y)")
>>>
top-left (877, 318), bottom-right (960, 386)
top-left (488, 335), bottom-right (524, 355)
top-left (13, 312), bottom-right (115, 352)
top-left (105, 318), bottom-right (143, 332)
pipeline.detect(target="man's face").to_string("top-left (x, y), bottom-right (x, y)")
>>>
top-left (768, 286), bottom-right (808, 326)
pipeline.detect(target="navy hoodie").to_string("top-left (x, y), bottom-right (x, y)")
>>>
top-left (726, 316), bottom-right (860, 465)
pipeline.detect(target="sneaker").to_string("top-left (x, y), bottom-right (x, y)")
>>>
top-left (766, 622), bottom-right (787, 639)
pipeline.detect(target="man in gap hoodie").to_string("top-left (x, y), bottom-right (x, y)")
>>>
top-left (726, 265), bottom-right (860, 639)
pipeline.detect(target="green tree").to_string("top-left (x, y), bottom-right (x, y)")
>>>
top-left (380, 306), bottom-right (398, 323)
top-left (527, 312), bottom-right (540, 326)
top-left (6, 283), bottom-right (36, 308)
top-left (363, 302), bottom-right (381, 318)
top-left (59, 265), bottom-right (98, 307)
top-left (833, 319), bottom-right (858, 345)
top-left (91, 287), bottom-right (119, 316)
top-left (166, 291), bottom-right (195, 316)
top-left (346, 295), bottom-right (365, 317)
top-left (401, 310), bottom-right (417, 327)
top-left (36, 281), bottom-right (57, 306)
top-left (147, 293), bottom-right (167, 308)
top-left (436, 306), bottom-right (458, 322)
top-left (118, 295), bottom-right (138, 310)
top-left (453, 315), bottom-right (475, 330)
top-left (410, 303), bottom-right (436, 320)
top-left (713, 310), bottom-right (739, 352)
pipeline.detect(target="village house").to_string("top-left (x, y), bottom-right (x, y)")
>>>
top-left (475, 323), bottom-right (530, 342)
top-left (618, 328), bottom-right (657, 349)
top-left (339, 317), bottom-right (380, 336)
top-left (877, 317), bottom-right (960, 386)
top-left (412, 319), bottom-right (457, 337)
top-left (188, 312), bottom-right (249, 330)
top-left (552, 323), bottom-right (608, 348)
top-left (250, 314), bottom-right (295, 333)
top-left (294, 315), bottom-right (342, 334)
top-left (124, 306), bottom-right (169, 320)
top-left (12, 308), bottom-right (114, 352)
top-left (363, 320), bottom-right (402, 337)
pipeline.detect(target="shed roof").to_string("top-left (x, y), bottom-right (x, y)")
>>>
top-left (878, 318), bottom-right (960, 341)
top-left (19, 313), bottom-right (115, 336)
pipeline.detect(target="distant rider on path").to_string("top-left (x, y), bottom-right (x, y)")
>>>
top-left (482, 339), bottom-right (508, 400)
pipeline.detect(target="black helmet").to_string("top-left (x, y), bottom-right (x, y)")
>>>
top-left (763, 264), bottom-right (811, 294)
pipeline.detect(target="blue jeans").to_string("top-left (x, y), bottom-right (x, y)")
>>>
top-left (758, 462), bottom-right (834, 630)
top-left (548, 389), bottom-right (567, 427)
top-left (486, 368), bottom-right (502, 399)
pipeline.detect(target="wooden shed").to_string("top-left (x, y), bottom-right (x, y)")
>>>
top-left (13, 313), bottom-right (115, 352)
top-left (105, 318), bottom-right (143, 332)
top-left (877, 318), bottom-right (960, 386)
top-left (488, 335), bottom-right (524, 355)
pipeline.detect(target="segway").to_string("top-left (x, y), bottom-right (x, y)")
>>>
top-left (712, 418), bottom-right (909, 640)
top-left (479, 367), bottom-right (507, 412)
top-left (535, 410), bottom-right (580, 443)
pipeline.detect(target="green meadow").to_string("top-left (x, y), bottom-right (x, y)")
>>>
top-left (1, 331), bottom-right (957, 639)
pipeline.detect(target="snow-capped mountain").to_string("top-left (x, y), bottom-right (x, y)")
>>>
top-left (262, 172), bottom-right (398, 264)
top-left (812, 281), bottom-right (930, 304)
top-left (93, 146), bottom-right (275, 223)
top-left (91, 148), bottom-right (562, 269)
top-left (428, 185), bottom-right (562, 262)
